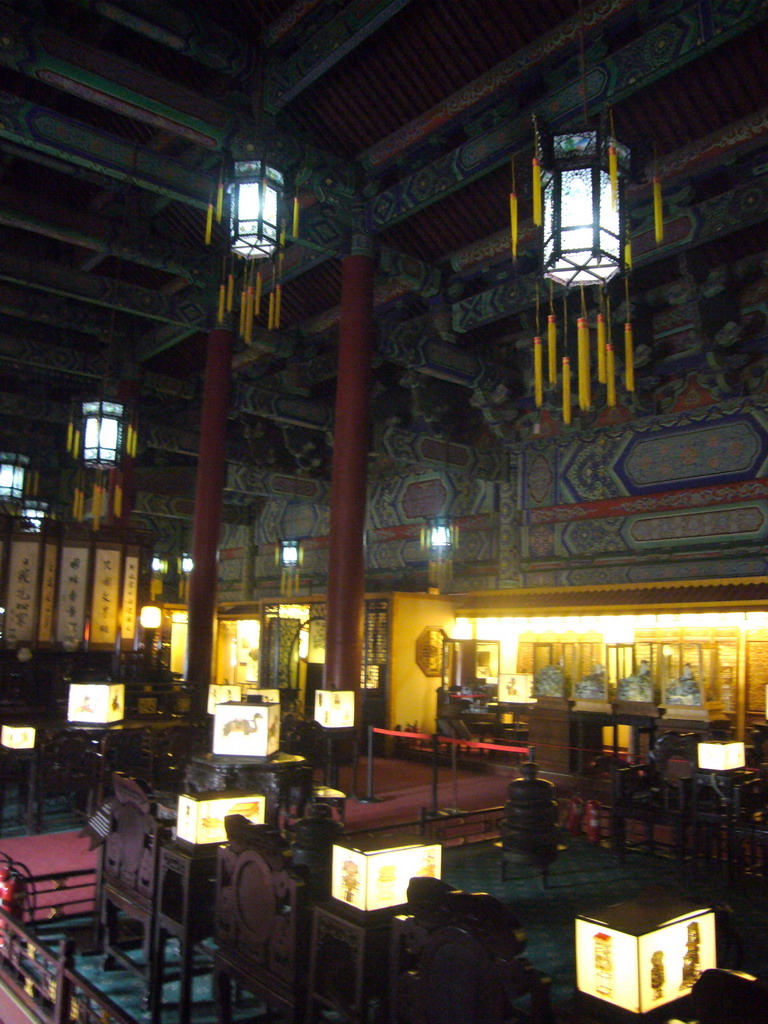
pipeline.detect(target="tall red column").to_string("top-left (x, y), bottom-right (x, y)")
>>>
top-left (324, 248), bottom-right (374, 715)
top-left (186, 324), bottom-right (233, 714)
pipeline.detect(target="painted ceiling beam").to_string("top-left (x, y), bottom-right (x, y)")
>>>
top-left (263, 0), bottom-right (417, 111)
top-left (71, 0), bottom-right (256, 79)
top-left (0, 250), bottom-right (212, 330)
top-left (358, 0), bottom-right (640, 173)
top-left (0, 6), bottom-right (238, 150)
top-left (364, 0), bottom-right (768, 233)
top-left (0, 335), bottom-right (196, 399)
top-left (0, 90), bottom-right (215, 208)
top-left (376, 424), bottom-right (506, 482)
top-left (236, 381), bottom-right (334, 432)
top-left (0, 187), bottom-right (210, 285)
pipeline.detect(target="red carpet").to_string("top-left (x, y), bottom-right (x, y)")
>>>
top-left (339, 756), bottom-right (513, 831)
top-left (0, 830), bottom-right (97, 921)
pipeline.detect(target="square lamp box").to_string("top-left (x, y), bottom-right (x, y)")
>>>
top-left (575, 899), bottom-right (716, 1020)
top-left (67, 682), bottom-right (125, 724)
top-left (212, 701), bottom-right (280, 758)
top-left (332, 834), bottom-right (442, 913)
top-left (207, 683), bottom-right (243, 715)
top-left (314, 689), bottom-right (355, 729)
top-left (1, 725), bottom-right (36, 749)
top-left (248, 688), bottom-right (280, 704)
top-left (176, 790), bottom-right (265, 846)
top-left (697, 740), bottom-right (745, 772)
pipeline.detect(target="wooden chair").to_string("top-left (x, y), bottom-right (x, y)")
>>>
top-left (611, 731), bottom-right (699, 861)
top-left (213, 816), bottom-right (312, 1024)
top-left (98, 772), bottom-right (170, 995)
top-left (26, 727), bottom-right (101, 834)
top-left (147, 722), bottom-right (210, 795)
top-left (688, 969), bottom-right (768, 1024)
top-left (390, 877), bottom-right (553, 1024)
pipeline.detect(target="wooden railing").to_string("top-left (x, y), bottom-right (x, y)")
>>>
top-left (0, 908), bottom-right (137, 1024)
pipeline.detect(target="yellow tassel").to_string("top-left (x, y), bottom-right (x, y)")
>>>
top-left (653, 176), bottom-right (663, 244)
top-left (562, 356), bottom-right (571, 425)
top-left (606, 343), bottom-right (616, 407)
top-left (217, 283), bottom-right (226, 322)
top-left (532, 156), bottom-right (542, 227)
top-left (131, 425), bottom-right (137, 457)
top-left (268, 290), bottom-right (275, 330)
top-left (205, 202), bottom-right (213, 245)
top-left (73, 429), bottom-right (80, 459)
top-left (534, 336), bottom-right (543, 408)
top-left (226, 272), bottom-right (234, 312)
top-left (239, 287), bottom-right (247, 337)
top-left (625, 234), bottom-right (632, 271)
top-left (597, 312), bottom-right (606, 384)
top-left (244, 287), bottom-right (254, 345)
top-left (625, 322), bottom-right (635, 391)
top-left (275, 283), bottom-right (282, 329)
top-left (66, 420), bottom-right (73, 454)
top-left (113, 483), bottom-right (122, 519)
top-left (609, 145), bottom-right (618, 212)
top-left (577, 316), bottom-right (590, 411)
top-left (255, 271), bottom-right (262, 316)
top-left (292, 195), bottom-right (300, 238)
top-left (547, 314), bottom-right (557, 385)
top-left (216, 181), bottom-right (224, 224)
top-left (510, 192), bottom-right (518, 261)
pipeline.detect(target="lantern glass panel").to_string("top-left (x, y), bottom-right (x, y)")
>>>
top-left (281, 542), bottom-right (300, 566)
top-left (212, 700), bottom-right (280, 757)
top-left (176, 791), bottom-right (265, 845)
top-left (207, 683), bottom-right (243, 715)
top-left (697, 740), bottom-right (745, 771)
top-left (0, 457), bottom-right (25, 500)
top-left (314, 689), bottom-right (355, 728)
top-left (575, 902), bottom-right (716, 1014)
top-left (1, 725), bottom-right (36, 749)
top-left (67, 682), bottom-right (125, 724)
top-left (231, 161), bottom-right (283, 260)
top-left (332, 836), bottom-right (442, 912)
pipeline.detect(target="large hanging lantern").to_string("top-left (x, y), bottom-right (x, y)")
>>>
top-left (539, 122), bottom-right (630, 288)
top-left (421, 515), bottom-right (458, 591)
top-left (0, 452), bottom-right (29, 501)
top-left (277, 539), bottom-right (302, 596)
top-left (81, 399), bottom-right (127, 469)
top-left (229, 160), bottom-right (284, 260)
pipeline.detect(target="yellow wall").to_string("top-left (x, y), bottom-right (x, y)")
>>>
top-left (389, 593), bottom-right (455, 732)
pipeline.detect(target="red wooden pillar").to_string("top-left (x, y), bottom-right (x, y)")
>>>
top-left (186, 324), bottom-right (233, 714)
top-left (324, 247), bottom-right (375, 719)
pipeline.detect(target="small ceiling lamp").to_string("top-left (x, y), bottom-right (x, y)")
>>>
top-left (421, 515), bottom-right (458, 592)
top-left (139, 604), bottom-right (162, 630)
top-left (0, 452), bottom-right (29, 502)
top-left (538, 120), bottom-right (630, 289)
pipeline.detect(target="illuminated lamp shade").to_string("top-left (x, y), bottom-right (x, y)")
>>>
top-left (0, 452), bottom-right (29, 501)
top-left (332, 834), bottom-right (442, 913)
top-left (697, 740), bottom-right (745, 772)
top-left (229, 160), bottom-right (284, 260)
top-left (67, 682), bottom-right (125, 724)
top-left (1, 725), bottom-right (36, 749)
top-left (539, 122), bottom-right (630, 287)
top-left (212, 700), bottom-right (280, 758)
top-left (176, 790), bottom-right (265, 846)
top-left (314, 690), bottom-right (355, 729)
top-left (280, 540), bottom-right (300, 567)
top-left (22, 498), bottom-right (48, 531)
top-left (206, 683), bottom-right (243, 715)
top-left (140, 605), bottom-right (162, 629)
top-left (82, 400), bottom-right (126, 468)
top-left (575, 899), bottom-right (715, 1018)
top-left (250, 688), bottom-right (280, 705)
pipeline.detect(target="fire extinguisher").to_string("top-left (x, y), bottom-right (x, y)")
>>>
top-left (584, 799), bottom-right (602, 844)
top-left (566, 793), bottom-right (585, 836)
top-left (0, 860), bottom-right (28, 947)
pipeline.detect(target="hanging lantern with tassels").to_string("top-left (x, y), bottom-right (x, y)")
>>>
top-left (536, 117), bottom-right (631, 288)
top-left (421, 515), bottom-right (458, 592)
top-left (66, 397), bottom-right (133, 529)
top-left (277, 539), bottom-right (303, 596)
